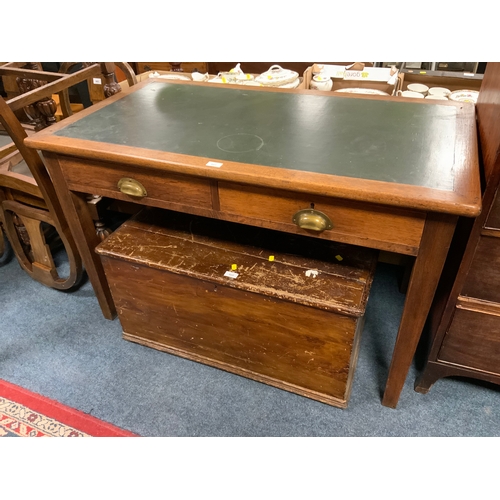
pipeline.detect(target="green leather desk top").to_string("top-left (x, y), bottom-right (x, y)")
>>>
top-left (54, 81), bottom-right (460, 191)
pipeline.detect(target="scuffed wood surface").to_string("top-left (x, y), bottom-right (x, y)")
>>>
top-left (106, 260), bottom-right (360, 404)
top-left (97, 208), bottom-right (378, 316)
top-left (97, 207), bottom-right (378, 406)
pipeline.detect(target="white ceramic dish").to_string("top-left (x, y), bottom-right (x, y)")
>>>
top-left (398, 90), bottom-right (425, 99)
top-left (238, 80), bottom-right (263, 87)
top-left (207, 77), bottom-right (262, 87)
top-left (428, 86), bottom-right (451, 97)
top-left (278, 78), bottom-right (301, 89)
top-left (448, 90), bottom-right (479, 103)
top-left (234, 73), bottom-right (255, 82)
top-left (425, 95), bottom-right (449, 101)
top-left (157, 74), bottom-right (191, 81)
top-left (191, 72), bottom-right (210, 82)
top-left (255, 65), bottom-right (299, 86)
top-left (334, 88), bottom-right (389, 96)
top-left (407, 83), bottom-right (429, 95)
top-left (217, 71), bottom-right (255, 84)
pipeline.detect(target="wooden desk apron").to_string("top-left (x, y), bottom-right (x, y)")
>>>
top-left (25, 80), bottom-right (481, 408)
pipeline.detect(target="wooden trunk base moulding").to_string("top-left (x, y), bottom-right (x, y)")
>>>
top-left (96, 208), bottom-right (378, 408)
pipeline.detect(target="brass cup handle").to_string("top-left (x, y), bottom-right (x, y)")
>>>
top-left (292, 209), bottom-right (333, 232)
top-left (117, 177), bottom-right (147, 198)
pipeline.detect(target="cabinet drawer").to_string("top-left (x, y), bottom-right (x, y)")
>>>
top-left (218, 182), bottom-right (425, 255)
top-left (462, 235), bottom-right (500, 303)
top-left (58, 157), bottom-right (214, 210)
top-left (438, 306), bottom-right (500, 375)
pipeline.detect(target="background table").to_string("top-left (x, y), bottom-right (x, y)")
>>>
top-left (25, 80), bottom-right (481, 408)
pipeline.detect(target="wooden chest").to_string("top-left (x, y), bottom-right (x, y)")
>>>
top-left (96, 208), bottom-right (378, 408)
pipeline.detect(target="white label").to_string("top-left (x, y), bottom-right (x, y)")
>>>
top-left (463, 72), bottom-right (475, 77)
top-left (343, 68), bottom-right (394, 82)
top-left (344, 70), bottom-right (364, 80)
top-left (305, 270), bottom-right (319, 278)
top-left (93, 77), bottom-right (102, 85)
top-left (224, 271), bottom-right (239, 279)
top-left (206, 161), bottom-right (223, 168)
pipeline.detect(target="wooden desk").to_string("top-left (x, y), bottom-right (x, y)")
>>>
top-left (25, 80), bottom-right (481, 408)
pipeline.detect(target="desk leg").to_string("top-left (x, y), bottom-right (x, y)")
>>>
top-left (381, 212), bottom-right (457, 408)
top-left (43, 153), bottom-right (117, 320)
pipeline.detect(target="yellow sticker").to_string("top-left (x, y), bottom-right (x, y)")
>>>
top-left (335, 255), bottom-right (343, 261)
top-left (246, 74), bottom-right (251, 79)
top-left (221, 77), bottom-right (227, 83)
top-left (231, 264), bottom-right (237, 270)
top-left (269, 256), bottom-right (275, 262)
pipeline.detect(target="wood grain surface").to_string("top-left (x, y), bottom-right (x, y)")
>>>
top-left (97, 208), bottom-right (378, 407)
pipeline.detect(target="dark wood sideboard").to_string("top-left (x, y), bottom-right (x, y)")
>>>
top-left (415, 62), bottom-right (500, 392)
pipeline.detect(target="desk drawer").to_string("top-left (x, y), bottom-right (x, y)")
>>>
top-left (218, 182), bottom-right (425, 255)
top-left (58, 157), bottom-right (214, 210)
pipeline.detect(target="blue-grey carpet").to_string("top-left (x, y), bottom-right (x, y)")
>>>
top-left (1, 244), bottom-right (499, 437)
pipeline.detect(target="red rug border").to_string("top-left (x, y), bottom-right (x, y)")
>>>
top-left (0, 379), bottom-right (137, 437)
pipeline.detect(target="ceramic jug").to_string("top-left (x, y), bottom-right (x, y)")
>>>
top-left (310, 74), bottom-right (333, 91)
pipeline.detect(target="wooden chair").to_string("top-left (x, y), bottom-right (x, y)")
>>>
top-left (1, 62), bottom-right (107, 129)
top-left (57, 62), bottom-right (137, 119)
top-left (0, 62), bottom-right (135, 289)
top-left (0, 97), bottom-right (83, 289)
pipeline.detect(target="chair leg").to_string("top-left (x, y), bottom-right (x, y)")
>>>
top-left (1, 199), bottom-right (84, 290)
top-left (86, 194), bottom-right (113, 241)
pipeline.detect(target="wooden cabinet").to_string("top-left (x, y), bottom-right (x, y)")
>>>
top-left (415, 63), bottom-right (500, 393)
top-left (135, 62), bottom-right (208, 74)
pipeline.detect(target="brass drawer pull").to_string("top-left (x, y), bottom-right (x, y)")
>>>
top-left (293, 209), bottom-right (333, 232)
top-left (117, 177), bottom-right (147, 198)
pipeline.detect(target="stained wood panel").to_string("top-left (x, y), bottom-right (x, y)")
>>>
top-left (97, 208), bottom-right (378, 407)
top-left (438, 307), bottom-right (500, 374)
top-left (136, 62), bottom-right (208, 74)
top-left (461, 236), bottom-right (500, 303)
top-left (484, 186), bottom-right (500, 230)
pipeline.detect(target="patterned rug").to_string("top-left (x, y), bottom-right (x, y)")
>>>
top-left (0, 379), bottom-right (137, 437)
